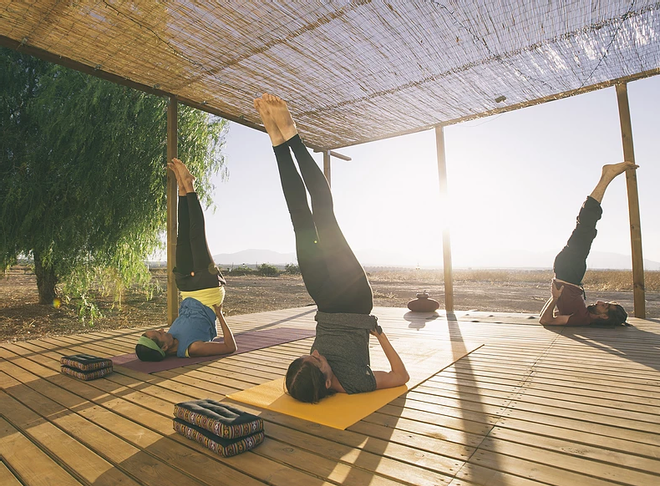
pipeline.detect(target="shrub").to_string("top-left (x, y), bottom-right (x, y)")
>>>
top-left (284, 263), bottom-right (300, 275)
top-left (257, 263), bottom-right (280, 277)
top-left (228, 265), bottom-right (255, 276)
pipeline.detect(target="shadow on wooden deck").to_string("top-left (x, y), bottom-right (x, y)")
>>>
top-left (1, 307), bottom-right (659, 485)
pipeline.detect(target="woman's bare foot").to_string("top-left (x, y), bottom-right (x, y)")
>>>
top-left (254, 97), bottom-right (285, 146)
top-left (590, 161), bottom-right (638, 202)
top-left (167, 161), bottom-right (186, 196)
top-left (261, 93), bottom-right (298, 142)
top-left (171, 158), bottom-right (196, 193)
top-left (601, 161), bottom-right (638, 181)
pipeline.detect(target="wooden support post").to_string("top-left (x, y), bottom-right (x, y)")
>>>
top-left (615, 83), bottom-right (645, 318)
top-left (167, 97), bottom-right (179, 324)
top-left (434, 125), bottom-right (454, 313)
top-left (323, 150), bottom-right (331, 187)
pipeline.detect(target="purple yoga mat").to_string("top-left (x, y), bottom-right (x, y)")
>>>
top-left (112, 327), bottom-right (316, 374)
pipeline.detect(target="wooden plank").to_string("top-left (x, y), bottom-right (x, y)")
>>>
top-left (0, 370), bottom-right (212, 486)
top-left (422, 363), bottom-right (660, 409)
top-left (0, 347), bottom-right (377, 486)
top-left (448, 462), bottom-right (549, 486)
top-left (615, 83), bottom-right (645, 318)
top-left (264, 421), bottom-right (456, 486)
top-left (0, 417), bottom-right (82, 486)
top-left (0, 353), bottom-right (290, 486)
top-left (11, 343), bottom-right (462, 486)
top-left (2, 307), bottom-right (659, 486)
top-left (446, 365), bottom-right (660, 399)
top-left (0, 387), bottom-right (141, 486)
top-left (475, 436), bottom-right (660, 485)
top-left (380, 392), bottom-right (660, 448)
top-left (420, 376), bottom-right (660, 417)
top-left (486, 426), bottom-right (660, 475)
top-left (0, 461), bottom-right (22, 486)
top-left (3, 335), bottom-right (470, 486)
top-left (460, 450), bottom-right (621, 486)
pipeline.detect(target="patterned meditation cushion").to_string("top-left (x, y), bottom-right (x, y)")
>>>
top-left (60, 354), bottom-right (113, 380)
top-left (60, 354), bottom-right (113, 371)
top-left (60, 365), bottom-right (113, 381)
top-left (173, 418), bottom-right (264, 457)
top-left (173, 399), bottom-right (264, 439)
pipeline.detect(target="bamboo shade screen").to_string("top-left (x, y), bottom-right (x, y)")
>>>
top-left (1, 1), bottom-right (658, 149)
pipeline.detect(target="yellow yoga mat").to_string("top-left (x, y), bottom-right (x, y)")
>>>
top-left (228, 339), bottom-right (481, 430)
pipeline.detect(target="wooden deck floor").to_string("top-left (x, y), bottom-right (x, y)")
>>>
top-left (1, 306), bottom-right (659, 486)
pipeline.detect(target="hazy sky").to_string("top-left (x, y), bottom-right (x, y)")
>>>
top-left (199, 75), bottom-right (659, 269)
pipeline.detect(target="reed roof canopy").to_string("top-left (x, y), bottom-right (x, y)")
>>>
top-left (1, 1), bottom-right (659, 150)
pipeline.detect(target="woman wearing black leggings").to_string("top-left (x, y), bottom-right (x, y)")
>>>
top-left (135, 158), bottom-right (236, 361)
top-left (539, 161), bottom-right (635, 327)
top-left (254, 93), bottom-right (409, 403)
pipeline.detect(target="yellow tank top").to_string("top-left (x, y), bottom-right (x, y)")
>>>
top-left (180, 286), bottom-right (225, 308)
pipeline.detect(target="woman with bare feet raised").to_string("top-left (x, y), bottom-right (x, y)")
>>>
top-left (254, 93), bottom-right (409, 403)
top-left (135, 158), bottom-right (236, 361)
top-left (540, 161), bottom-right (638, 326)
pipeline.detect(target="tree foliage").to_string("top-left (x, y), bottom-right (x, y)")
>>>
top-left (0, 48), bottom-right (228, 313)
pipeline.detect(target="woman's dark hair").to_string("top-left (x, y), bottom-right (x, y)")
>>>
top-left (135, 335), bottom-right (166, 362)
top-left (589, 302), bottom-right (628, 326)
top-left (285, 357), bottom-right (333, 403)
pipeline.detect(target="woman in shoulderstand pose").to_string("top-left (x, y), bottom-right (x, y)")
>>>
top-left (254, 93), bottom-right (409, 403)
top-left (135, 158), bottom-right (236, 361)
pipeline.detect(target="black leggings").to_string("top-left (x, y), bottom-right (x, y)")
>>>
top-left (174, 193), bottom-right (224, 291)
top-left (553, 196), bottom-right (603, 286)
top-left (274, 135), bottom-right (373, 314)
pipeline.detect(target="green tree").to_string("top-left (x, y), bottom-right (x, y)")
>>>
top-left (0, 48), bottom-right (228, 308)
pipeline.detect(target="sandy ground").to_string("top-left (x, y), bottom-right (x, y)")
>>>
top-left (1, 267), bottom-right (658, 342)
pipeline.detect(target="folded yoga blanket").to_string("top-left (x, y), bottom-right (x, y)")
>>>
top-left (173, 419), bottom-right (264, 457)
top-left (60, 354), bottom-right (113, 380)
top-left (173, 399), bottom-right (264, 439)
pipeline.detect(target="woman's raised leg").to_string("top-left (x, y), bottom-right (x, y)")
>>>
top-left (170, 158), bottom-right (220, 289)
top-left (256, 94), bottom-right (373, 314)
top-left (255, 97), bottom-right (331, 307)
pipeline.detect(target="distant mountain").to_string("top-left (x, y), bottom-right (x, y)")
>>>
top-left (448, 249), bottom-right (660, 271)
top-left (212, 248), bottom-right (660, 271)
top-left (213, 249), bottom-right (297, 266)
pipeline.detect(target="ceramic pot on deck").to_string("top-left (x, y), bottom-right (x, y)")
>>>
top-left (407, 291), bottom-right (440, 312)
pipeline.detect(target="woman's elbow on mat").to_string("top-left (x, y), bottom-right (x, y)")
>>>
top-left (187, 340), bottom-right (236, 357)
top-left (373, 370), bottom-right (410, 390)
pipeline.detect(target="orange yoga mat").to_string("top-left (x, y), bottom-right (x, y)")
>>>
top-left (228, 339), bottom-right (481, 430)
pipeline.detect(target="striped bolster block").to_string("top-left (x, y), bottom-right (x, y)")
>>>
top-left (173, 419), bottom-right (264, 457)
top-left (173, 399), bottom-right (264, 456)
top-left (173, 399), bottom-right (264, 439)
top-left (60, 354), bottom-right (113, 380)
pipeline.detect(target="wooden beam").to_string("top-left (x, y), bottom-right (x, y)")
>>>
top-left (328, 150), bottom-right (351, 161)
top-left (615, 84), bottom-right (645, 319)
top-left (434, 125), bottom-right (454, 313)
top-left (167, 98), bottom-right (179, 324)
top-left (323, 151), bottom-right (331, 187)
